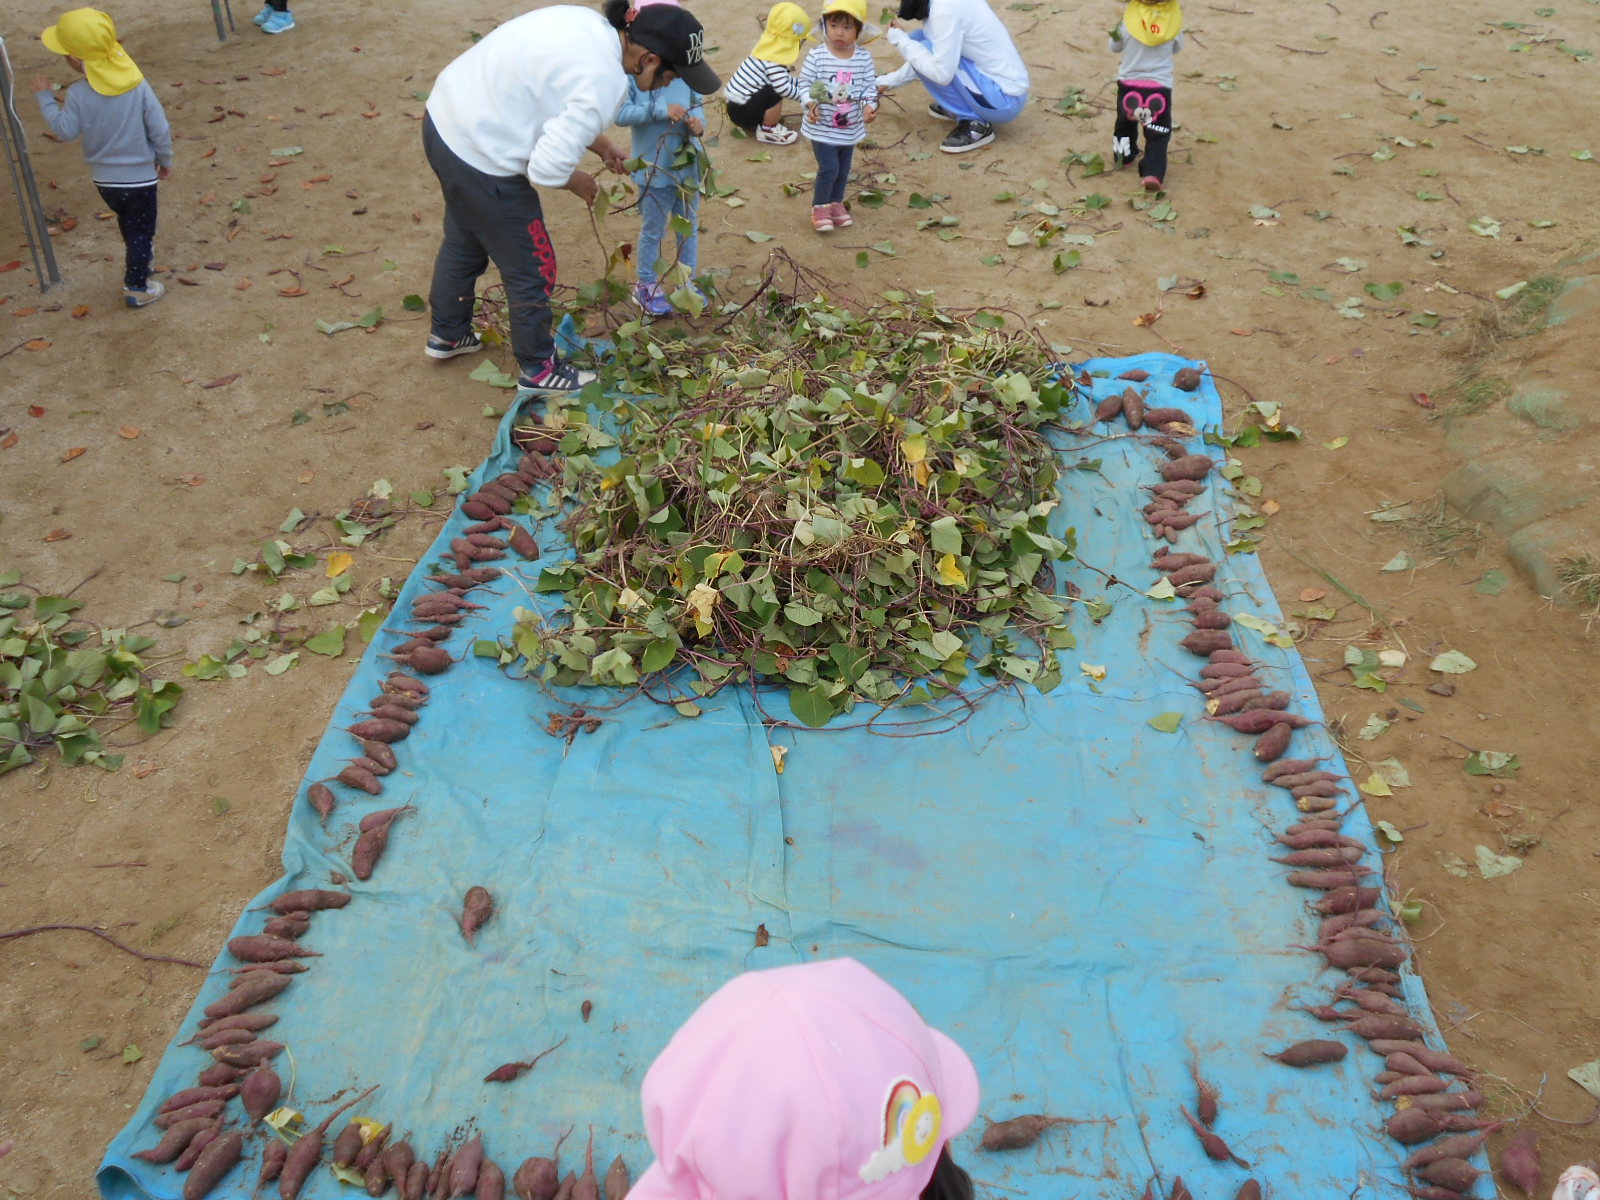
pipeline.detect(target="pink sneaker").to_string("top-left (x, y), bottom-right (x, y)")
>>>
top-left (829, 201), bottom-right (853, 228)
top-left (811, 205), bottom-right (833, 233)
top-left (1142, 176), bottom-right (1163, 192)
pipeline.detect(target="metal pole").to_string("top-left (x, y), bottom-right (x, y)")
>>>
top-left (0, 33), bottom-right (62, 292)
top-left (212, 0), bottom-right (237, 42)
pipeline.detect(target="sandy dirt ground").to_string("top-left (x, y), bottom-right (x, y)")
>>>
top-left (3, 0), bottom-right (1599, 1195)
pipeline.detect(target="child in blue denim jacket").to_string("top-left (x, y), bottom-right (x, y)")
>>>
top-left (616, 76), bottom-right (704, 316)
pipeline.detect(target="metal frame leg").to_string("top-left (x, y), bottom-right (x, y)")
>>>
top-left (0, 36), bottom-right (62, 292)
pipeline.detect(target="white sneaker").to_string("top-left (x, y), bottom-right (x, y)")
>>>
top-left (124, 278), bottom-right (166, 308)
top-left (756, 124), bottom-right (798, 146)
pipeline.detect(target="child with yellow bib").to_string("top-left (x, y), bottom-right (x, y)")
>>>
top-left (1107, 0), bottom-right (1182, 192)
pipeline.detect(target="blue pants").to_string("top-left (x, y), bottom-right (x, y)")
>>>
top-left (96, 182), bottom-right (158, 291)
top-left (423, 113), bottom-right (557, 372)
top-left (637, 184), bottom-right (699, 285)
top-left (811, 140), bottom-right (855, 206)
top-left (900, 30), bottom-right (1026, 125)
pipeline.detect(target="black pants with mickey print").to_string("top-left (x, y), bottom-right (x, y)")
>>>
top-left (1112, 81), bottom-right (1173, 184)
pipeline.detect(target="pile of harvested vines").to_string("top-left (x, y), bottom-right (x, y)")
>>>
top-left (510, 291), bottom-right (1081, 727)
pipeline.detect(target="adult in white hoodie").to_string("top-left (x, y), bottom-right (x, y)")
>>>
top-left (422, 0), bottom-right (719, 393)
top-left (878, 0), bottom-right (1029, 155)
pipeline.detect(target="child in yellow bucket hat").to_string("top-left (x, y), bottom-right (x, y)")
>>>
top-left (1107, 0), bottom-right (1183, 192)
top-left (722, 2), bottom-right (813, 144)
top-left (32, 8), bottom-right (173, 307)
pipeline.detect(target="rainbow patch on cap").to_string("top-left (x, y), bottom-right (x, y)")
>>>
top-left (859, 1078), bottom-right (942, 1183)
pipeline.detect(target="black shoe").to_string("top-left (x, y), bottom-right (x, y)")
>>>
top-left (940, 119), bottom-right (995, 154)
top-left (927, 101), bottom-right (958, 120)
top-left (517, 356), bottom-right (596, 394)
top-left (425, 330), bottom-right (483, 360)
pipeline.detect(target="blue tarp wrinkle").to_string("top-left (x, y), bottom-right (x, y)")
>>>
top-left (99, 353), bottom-right (1461, 1200)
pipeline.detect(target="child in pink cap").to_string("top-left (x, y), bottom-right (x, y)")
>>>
top-left (633, 958), bottom-right (980, 1200)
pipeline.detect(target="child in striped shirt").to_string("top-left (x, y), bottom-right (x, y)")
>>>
top-left (799, 0), bottom-right (878, 233)
top-left (722, 3), bottom-right (812, 145)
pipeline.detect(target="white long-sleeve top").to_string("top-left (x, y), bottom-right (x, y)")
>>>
top-left (880, 0), bottom-right (1029, 97)
top-left (426, 6), bottom-right (628, 189)
top-left (1108, 24), bottom-right (1183, 88)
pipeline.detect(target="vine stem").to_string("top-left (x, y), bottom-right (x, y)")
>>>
top-left (0, 923), bottom-right (206, 968)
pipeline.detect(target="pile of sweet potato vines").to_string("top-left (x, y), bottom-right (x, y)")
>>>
top-left (511, 289), bottom-right (1082, 727)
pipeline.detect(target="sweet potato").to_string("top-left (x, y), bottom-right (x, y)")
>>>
top-left (353, 822), bottom-right (392, 881)
top-left (1118, 367), bottom-right (1151, 382)
top-left (368, 702), bottom-right (421, 724)
top-left (205, 971), bottom-right (292, 1019)
top-left (460, 887), bottom-right (495, 945)
top-left (1336, 984), bottom-right (1405, 1013)
top-left (1387, 1052), bottom-right (1430, 1076)
top-left (388, 644), bottom-right (454, 676)
top-left (460, 499), bottom-right (497, 522)
top-left (1348, 1013), bottom-right (1425, 1041)
top-left (198, 1064), bottom-right (243, 1086)
top-left (385, 1144), bottom-right (418, 1191)
top-left (980, 1114), bottom-right (1067, 1150)
top-left (184, 1131), bottom-right (245, 1200)
top-left (479, 1160), bottom-right (507, 1200)
top-left (232, 960), bottom-right (307, 978)
top-left (603, 1157), bottom-right (628, 1200)
top-left (1417, 1158), bottom-right (1481, 1191)
top-left (230, 935), bottom-right (319, 963)
top-left (1382, 1075), bottom-right (1451, 1099)
top-left (1122, 388), bottom-right (1146, 430)
top-left (1316, 886), bottom-right (1382, 914)
top-left (1149, 480), bottom-right (1205, 500)
top-left (241, 1065), bottom-right (283, 1121)
top-left (258, 1139), bottom-right (289, 1188)
top-left (513, 1158), bottom-right (559, 1200)
top-left (1387, 1107), bottom-right (1445, 1144)
top-left (1151, 551), bottom-right (1209, 571)
top-left (282, 1087), bottom-right (379, 1200)
top-left (403, 1161), bottom-right (430, 1200)
top-left (175, 1125), bottom-right (223, 1173)
top-left (385, 671), bottom-right (431, 694)
top-left (467, 491), bottom-right (512, 516)
top-left (1249, 723), bottom-right (1292, 764)
top-left (1192, 609), bottom-right (1232, 632)
top-left (1347, 969), bottom-right (1403, 988)
top-left (365, 1154), bottom-right (392, 1198)
top-left (1408, 1090), bottom-right (1483, 1112)
top-left (348, 717), bottom-right (413, 743)
top-left (261, 914), bottom-right (310, 940)
top-left (1264, 756), bottom-right (1328, 781)
top-left (1093, 393), bottom-right (1124, 422)
top-left (357, 1131), bottom-right (390, 1173)
top-left (493, 472), bottom-right (533, 496)
top-left (270, 888), bottom-right (349, 915)
top-left (1280, 829), bottom-right (1362, 851)
top-left (1143, 406), bottom-right (1191, 429)
top-left (553, 1172), bottom-right (577, 1200)
top-left (1180, 629), bottom-right (1233, 656)
top-left (334, 1122), bottom-right (367, 1169)
top-left (1169, 1177), bottom-right (1193, 1200)
top-left (1234, 1183), bottom-right (1261, 1200)
top-left (1272, 846), bottom-right (1365, 868)
top-left (1180, 1105), bottom-right (1248, 1166)
top-left (504, 525), bottom-right (539, 559)
top-left (1161, 511), bottom-right (1202, 531)
top-left (360, 805), bottom-right (411, 833)
top-left (308, 782), bottom-right (337, 822)
top-left (1318, 938), bottom-right (1407, 969)
top-left (350, 755), bottom-right (392, 779)
top-left (1404, 1131), bottom-right (1490, 1169)
top-left (1267, 1039), bottom-right (1347, 1067)
top-left (160, 1083), bottom-right (242, 1111)
top-left (1168, 562), bottom-right (1218, 587)
top-left (1291, 780), bottom-right (1345, 801)
top-left (1499, 1127), bottom-right (1541, 1196)
top-left (1160, 454), bottom-right (1215, 482)
top-left (133, 1118), bottom-right (216, 1163)
top-left (1213, 709), bottom-right (1312, 733)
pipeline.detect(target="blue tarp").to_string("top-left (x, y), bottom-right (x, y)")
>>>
top-left (100, 353), bottom-right (1468, 1200)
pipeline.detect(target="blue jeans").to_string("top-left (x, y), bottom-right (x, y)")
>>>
top-left (811, 140), bottom-right (855, 206)
top-left (637, 183), bottom-right (699, 285)
top-left (900, 30), bottom-right (1027, 125)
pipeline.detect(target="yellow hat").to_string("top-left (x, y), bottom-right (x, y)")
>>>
top-left (41, 8), bottom-right (143, 96)
top-left (752, 2), bottom-right (812, 64)
top-left (1122, 0), bottom-right (1182, 46)
top-left (820, 0), bottom-right (869, 24)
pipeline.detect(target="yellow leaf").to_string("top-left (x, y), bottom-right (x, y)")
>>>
top-left (770, 744), bottom-right (788, 774)
top-left (936, 553), bottom-right (967, 587)
top-left (1260, 498), bottom-right (1281, 516)
top-left (326, 551), bottom-right (354, 578)
top-left (912, 460), bottom-right (931, 487)
top-left (1079, 663), bottom-right (1107, 681)
top-left (901, 434), bottom-right (927, 464)
top-left (1360, 773), bottom-right (1393, 798)
top-left (264, 1107), bottom-right (303, 1134)
top-left (688, 582), bottom-right (719, 637)
top-left (353, 1119), bottom-right (387, 1145)
top-left (1324, 436), bottom-right (1350, 450)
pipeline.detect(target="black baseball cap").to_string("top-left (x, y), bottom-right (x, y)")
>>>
top-left (627, 6), bottom-right (722, 94)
